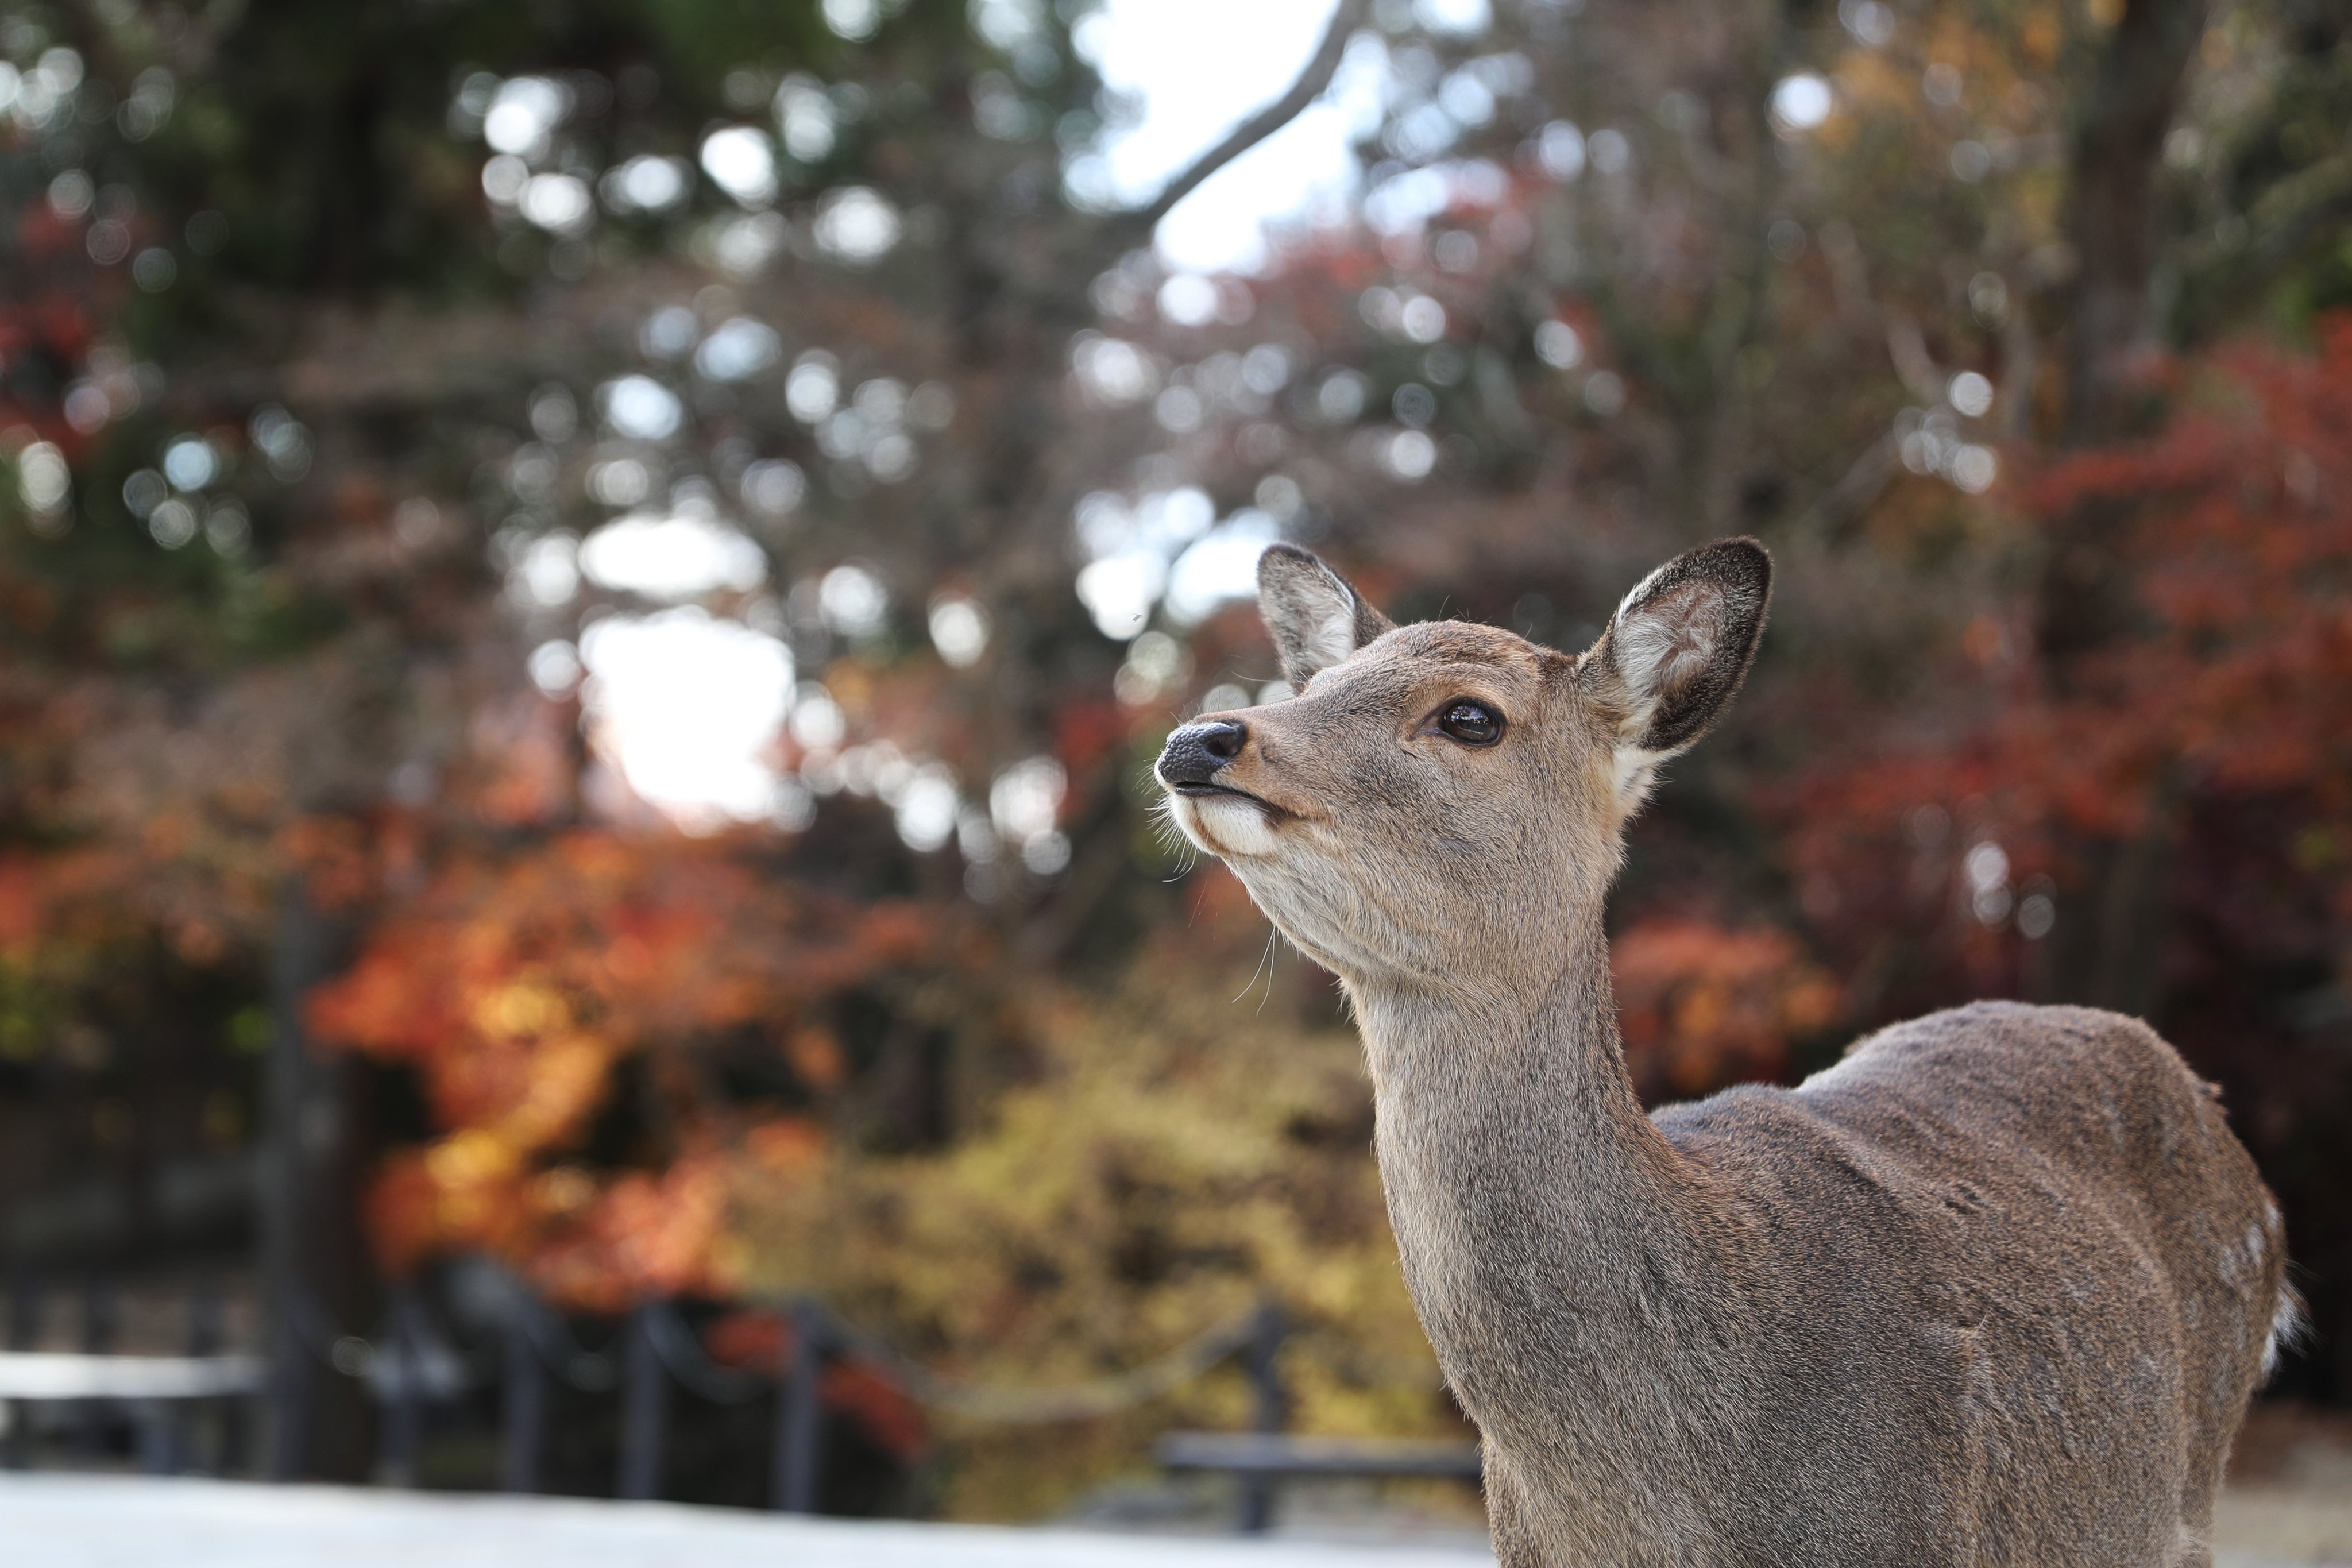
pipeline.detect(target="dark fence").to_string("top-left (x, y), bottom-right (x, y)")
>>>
top-left (0, 1269), bottom-right (1338, 1524)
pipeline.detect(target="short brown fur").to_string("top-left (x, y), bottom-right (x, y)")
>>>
top-left (1158, 539), bottom-right (2289, 1567)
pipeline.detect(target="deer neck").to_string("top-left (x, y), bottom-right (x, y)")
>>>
top-left (1346, 916), bottom-right (1743, 1452)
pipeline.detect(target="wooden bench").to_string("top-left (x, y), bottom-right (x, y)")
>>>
top-left (1155, 1430), bottom-right (1482, 1531)
top-left (0, 1353), bottom-right (264, 1400)
top-left (0, 1353), bottom-right (263, 1470)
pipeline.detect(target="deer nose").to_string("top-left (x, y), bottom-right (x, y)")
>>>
top-left (1157, 719), bottom-right (1248, 789)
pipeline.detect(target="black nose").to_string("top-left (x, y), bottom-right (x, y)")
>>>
top-left (1157, 719), bottom-right (1248, 789)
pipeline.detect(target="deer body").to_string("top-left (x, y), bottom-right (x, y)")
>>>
top-left (1158, 540), bottom-right (2290, 1567)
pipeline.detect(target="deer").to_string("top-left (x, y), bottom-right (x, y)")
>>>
top-left (1154, 537), bottom-right (2297, 1567)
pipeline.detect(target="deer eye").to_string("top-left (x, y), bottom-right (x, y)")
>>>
top-left (1435, 700), bottom-right (1503, 746)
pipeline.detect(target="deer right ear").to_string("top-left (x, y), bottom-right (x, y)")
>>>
top-left (1257, 544), bottom-right (1395, 688)
top-left (1588, 537), bottom-right (1771, 810)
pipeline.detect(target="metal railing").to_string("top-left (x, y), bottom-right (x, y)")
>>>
top-left (287, 1285), bottom-right (1279, 1511)
top-left (0, 1270), bottom-right (1472, 1530)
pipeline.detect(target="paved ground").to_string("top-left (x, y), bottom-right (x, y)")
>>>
top-left (2217, 1489), bottom-right (2352, 1568)
top-left (0, 1474), bottom-right (1494, 1568)
top-left (2211, 1405), bottom-right (2352, 1567)
top-left (4, 1445), bottom-right (2346, 1566)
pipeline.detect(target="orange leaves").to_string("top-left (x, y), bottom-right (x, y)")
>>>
top-left (528, 1152), bottom-right (736, 1311)
top-left (307, 832), bottom-right (737, 1071)
top-left (280, 815), bottom-right (384, 913)
top-left (1613, 920), bottom-right (1841, 1099)
top-left (744, 1115), bottom-right (828, 1175)
top-left (431, 1028), bottom-right (612, 1153)
top-left (0, 844), bottom-right (159, 961)
top-left (364, 1154), bottom-right (455, 1277)
top-left (462, 692), bottom-right (582, 828)
top-left (366, 1136), bottom-right (731, 1305)
top-left (311, 827), bottom-right (948, 1291)
top-left (782, 1030), bottom-right (847, 1095)
top-left (304, 942), bottom-right (462, 1058)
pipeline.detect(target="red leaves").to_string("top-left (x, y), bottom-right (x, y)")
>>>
top-left (0, 859), bottom-right (43, 952)
top-left (2029, 329), bottom-right (2352, 809)
top-left (822, 1359), bottom-right (930, 1459)
top-left (1782, 316), bottom-right (2352, 1013)
top-left (702, 1308), bottom-right (929, 1459)
top-left (1613, 920), bottom-right (1841, 1099)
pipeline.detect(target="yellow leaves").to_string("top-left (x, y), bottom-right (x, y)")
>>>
top-left (729, 959), bottom-right (1450, 1521)
top-left (370, 1131), bottom-right (532, 1275)
top-left (532, 1165), bottom-right (596, 1218)
top-left (472, 978), bottom-right (567, 1041)
top-left (509, 1033), bottom-right (611, 1136)
top-left (426, 1127), bottom-right (522, 1189)
top-left (1783, 973), bottom-right (1844, 1036)
top-left (819, 658), bottom-right (877, 719)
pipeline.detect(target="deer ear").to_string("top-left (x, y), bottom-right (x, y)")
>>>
top-left (1588, 537), bottom-right (1771, 808)
top-left (1257, 544), bottom-right (1395, 688)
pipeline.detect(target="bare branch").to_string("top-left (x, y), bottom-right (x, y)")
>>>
top-left (1120, 0), bottom-right (1369, 237)
top-left (1793, 432), bottom-right (1899, 546)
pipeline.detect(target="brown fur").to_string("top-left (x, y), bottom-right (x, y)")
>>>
top-left (1157, 539), bottom-right (2289, 1567)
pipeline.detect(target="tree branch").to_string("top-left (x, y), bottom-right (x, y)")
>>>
top-left (1117, 0), bottom-right (1369, 240)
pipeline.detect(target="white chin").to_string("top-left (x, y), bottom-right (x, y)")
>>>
top-left (1169, 792), bottom-right (1281, 859)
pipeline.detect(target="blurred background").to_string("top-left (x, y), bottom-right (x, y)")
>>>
top-left (0, 0), bottom-right (2346, 1529)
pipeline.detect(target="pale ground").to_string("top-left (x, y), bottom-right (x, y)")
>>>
top-left (0, 1474), bottom-right (1490, 1568)
top-left (2212, 1405), bottom-right (2352, 1567)
top-left (0, 1407), bottom-right (2344, 1567)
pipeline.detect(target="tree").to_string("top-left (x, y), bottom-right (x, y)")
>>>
top-left (3, 0), bottom-right (2347, 1505)
top-left (0, 0), bottom-right (1373, 1490)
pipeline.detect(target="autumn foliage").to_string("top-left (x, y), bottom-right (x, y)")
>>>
top-left (305, 829), bottom-right (938, 1306)
top-left (1613, 921), bottom-right (1842, 1100)
top-left (1785, 321), bottom-right (2352, 1017)
top-left (6, 0), bottom-right (2352, 1512)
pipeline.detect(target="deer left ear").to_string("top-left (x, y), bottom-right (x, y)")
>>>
top-left (1586, 538), bottom-right (1771, 808)
top-left (1257, 543), bottom-right (1396, 689)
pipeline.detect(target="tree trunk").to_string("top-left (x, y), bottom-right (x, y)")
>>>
top-left (259, 880), bottom-right (374, 1482)
top-left (2041, 0), bottom-right (2208, 1011)
top-left (2060, 0), bottom-right (2210, 446)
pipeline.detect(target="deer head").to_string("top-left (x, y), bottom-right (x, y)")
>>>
top-left (1156, 539), bottom-right (1771, 992)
